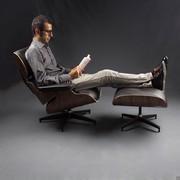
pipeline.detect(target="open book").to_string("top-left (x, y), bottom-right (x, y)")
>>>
top-left (78, 54), bottom-right (91, 71)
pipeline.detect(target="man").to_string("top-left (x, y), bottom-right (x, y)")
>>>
top-left (25, 15), bottom-right (167, 91)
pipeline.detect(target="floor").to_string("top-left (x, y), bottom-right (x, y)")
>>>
top-left (0, 82), bottom-right (180, 180)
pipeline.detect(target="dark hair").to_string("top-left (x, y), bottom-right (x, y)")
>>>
top-left (32, 15), bottom-right (53, 35)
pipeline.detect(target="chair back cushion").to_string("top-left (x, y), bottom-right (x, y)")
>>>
top-left (13, 48), bottom-right (55, 104)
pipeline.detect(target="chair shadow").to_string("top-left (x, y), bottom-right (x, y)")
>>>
top-left (38, 112), bottom-right (160, 135)
top-left (94, 114), bottom-right (160, 135)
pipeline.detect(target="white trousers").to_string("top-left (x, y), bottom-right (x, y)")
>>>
top-left (72, 69), bottom-right (153, 90)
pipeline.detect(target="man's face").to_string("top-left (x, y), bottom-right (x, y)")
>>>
top-left (40, 22), bottom-right (53, 44)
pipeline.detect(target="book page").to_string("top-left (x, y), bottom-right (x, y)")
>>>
top-left (78, 54), bottom-right (91, 71)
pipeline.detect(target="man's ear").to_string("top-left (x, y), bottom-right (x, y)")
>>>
top-left (35, 28), bottom-right (42, 36)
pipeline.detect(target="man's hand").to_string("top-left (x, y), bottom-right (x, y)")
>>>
top-left (69, 66), bottom-right (82, 79)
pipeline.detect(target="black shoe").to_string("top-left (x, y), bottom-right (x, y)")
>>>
top-left (152, 56), bottom-right (168, 78)
top-left (162, 56), bottom-right (168, 69)
top-left (152, 69), bottom-right (164, 90)
top-left (152, 58), bottom-right (168, 90)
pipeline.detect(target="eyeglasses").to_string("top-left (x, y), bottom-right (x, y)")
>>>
top-left (43, 29), bottom-right (53, 34)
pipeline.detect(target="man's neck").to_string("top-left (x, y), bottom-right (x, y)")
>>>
top-left (34, 36), bottom-right (48, 44)
top-left (33, 36), bottom-right (43, 43)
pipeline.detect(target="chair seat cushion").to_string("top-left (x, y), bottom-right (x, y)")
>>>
top-left (46, 87), bottom-right (101, 113)
top-left (113, 88), bottom-right (167, 107)
top-left (76, 88), bottom-right (100, 102)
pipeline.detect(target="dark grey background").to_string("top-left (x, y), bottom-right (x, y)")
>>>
top-left (1, 1), bottom-right (180, 179)
top-left (1, 0), bottom-right (180, 97)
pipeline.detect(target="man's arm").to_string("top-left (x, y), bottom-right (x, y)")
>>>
top-left (57, 64), bottom-right (71, 74)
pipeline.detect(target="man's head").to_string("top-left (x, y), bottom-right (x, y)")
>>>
top-left (32, 15), bottom-right (53, 44)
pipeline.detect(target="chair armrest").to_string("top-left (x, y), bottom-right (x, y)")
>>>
top-left (38, 83), bottom-right (72, 91)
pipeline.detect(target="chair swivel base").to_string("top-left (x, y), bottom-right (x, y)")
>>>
top-left (39, 109), bottom-right (96, 132)
top-left (121, 107), bottom-right (160, 132)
